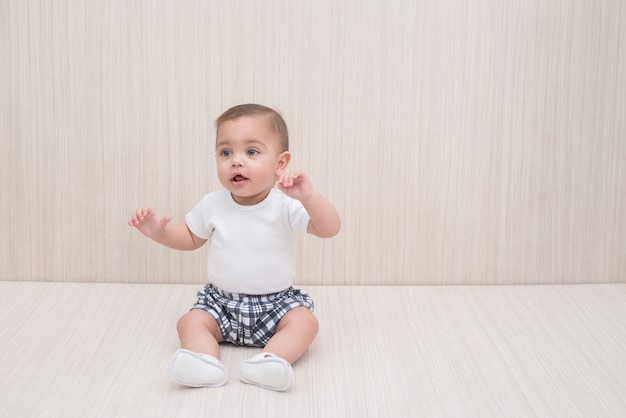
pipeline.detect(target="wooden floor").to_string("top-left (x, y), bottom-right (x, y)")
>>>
top-left (0, 282), bottom-right (624, 417)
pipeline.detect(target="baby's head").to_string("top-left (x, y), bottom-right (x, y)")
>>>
top-left (213, 104), bottom-right (292, 205)
top-left (215, 104), bottom-right (289, 152)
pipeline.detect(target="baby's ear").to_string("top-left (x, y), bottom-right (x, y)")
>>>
top-left (276, 151), bottom-right (291, 175)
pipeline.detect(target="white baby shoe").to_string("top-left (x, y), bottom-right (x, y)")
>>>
top-left (169, 349), bottom-right (228, 387)
top-left (239, 352), bottom-right (293, 391)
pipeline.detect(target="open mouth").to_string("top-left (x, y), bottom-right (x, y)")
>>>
top-left (232, 174), bottom-right (248, 183)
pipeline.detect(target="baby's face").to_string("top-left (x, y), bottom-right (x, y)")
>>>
top-left (215, 115), bottom-right (289, 205)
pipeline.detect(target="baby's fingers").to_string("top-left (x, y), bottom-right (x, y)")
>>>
top-left (128, 210), bottom-right (140, 226)
top-left (128, 207), bottom-right (151, 226)
top-left (277, 172), bottom-right (292, 187)
top-left (279, 171), bottom-right (305, 187)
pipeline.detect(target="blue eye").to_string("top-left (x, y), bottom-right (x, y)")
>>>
top-left (247, 149), bottom-right (259, 156)
top-left (220, 149), bottom-right (232, 157)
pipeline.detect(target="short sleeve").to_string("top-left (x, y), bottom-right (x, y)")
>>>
top-left (288, 198), bottom-right (311, 233)
top-left (185, 195), bottom-right (212, 239)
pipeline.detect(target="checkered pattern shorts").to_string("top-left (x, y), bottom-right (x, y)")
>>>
top-left (191, 284), bottom-right (314, 347)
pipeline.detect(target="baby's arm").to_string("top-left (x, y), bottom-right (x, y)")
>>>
top-left (277, 172), bottom-right (341, 238)
top-left (128, 207), bottom-right (207, 250)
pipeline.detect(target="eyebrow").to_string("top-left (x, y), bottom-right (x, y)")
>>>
top-left (215, 139), bottom-right (267, 149)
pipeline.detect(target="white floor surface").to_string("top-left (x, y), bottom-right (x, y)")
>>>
top-left (1, 282), bottom-right (624, 417)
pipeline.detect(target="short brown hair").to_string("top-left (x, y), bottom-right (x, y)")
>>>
top-left (215, 104), bottom-right (289, 151)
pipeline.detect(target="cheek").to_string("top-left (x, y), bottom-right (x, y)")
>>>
top-left (216, 161), bottom-right (229, 176)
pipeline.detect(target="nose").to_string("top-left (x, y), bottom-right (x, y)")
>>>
top-left (231, 153), bottom-right (243, 167)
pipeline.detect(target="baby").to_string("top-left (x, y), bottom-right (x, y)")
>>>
top-left (128, 104), bottom-right (340, 391)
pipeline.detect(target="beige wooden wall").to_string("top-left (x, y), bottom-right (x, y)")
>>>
top-left (1, 1), bottom-right (625, 285)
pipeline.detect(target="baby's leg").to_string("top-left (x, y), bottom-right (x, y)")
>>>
top-left (239, 307), bottom-right (318, 391)
top-left (169, 309), bottom-right (227, 387)
top-left (176, 309), bottom-right (224, 358)
top-left (263, 306), bottom-right (319, 364)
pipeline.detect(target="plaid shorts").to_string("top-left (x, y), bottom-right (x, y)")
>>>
top-left (191, 284), bottom-right (314, 347)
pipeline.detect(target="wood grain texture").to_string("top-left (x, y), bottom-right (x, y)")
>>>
top-left (1, 1), bottom-right (625, 284)
top-left (0, 283), bottom-right (624, 417)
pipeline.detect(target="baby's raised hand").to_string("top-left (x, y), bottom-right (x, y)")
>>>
top-left (128, 207), bottom-right (172, 239)
top-left (277, 171), bottom-right (314, 202)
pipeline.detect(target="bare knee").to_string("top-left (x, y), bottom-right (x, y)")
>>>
top-left (277, 307), bottom-right (319, 335)
top-left (176, 310), bottom-right (198, 334)
top-left (265, 307), bottom-right (318, 364)
top-left (177, 310), bottom-right (222, 341)
top-left (302, 310), bottom-right (319, 335)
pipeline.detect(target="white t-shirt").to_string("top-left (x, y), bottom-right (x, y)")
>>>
top-left (185, 188), bottom-right (310, 294)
